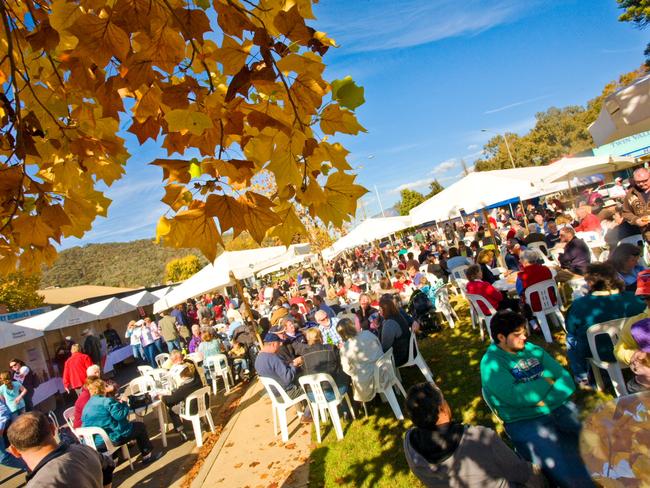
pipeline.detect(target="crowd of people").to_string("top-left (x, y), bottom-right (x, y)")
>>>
top-left (3, 169), bottom-right (650, 487)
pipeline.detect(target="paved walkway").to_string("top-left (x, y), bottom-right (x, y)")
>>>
top-left (192, 379), bottom-right (312, 488)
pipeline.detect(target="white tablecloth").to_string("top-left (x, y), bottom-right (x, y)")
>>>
top-left (32, 377), bottom-right (65, 406)
top-left (103, 345), bottom-right (134, 373)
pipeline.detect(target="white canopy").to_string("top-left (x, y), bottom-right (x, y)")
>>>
top-left (250, 243), bottom-right (311, 274)
top-left (121, 290), bottom-right (159, 307)
top-left (153, 246), bottom-right (290, 313)
top-left (79, 298), bottom-right (136, 320)
top-left (541, 155), bottom-right (639, 183)
top-left (322, 216), bottom-right (412, 260)
top-left (257, 253), bottom-right (316, 276)
top-left (151, 286), bottom-right (173, 299)
top-left (409, 170), bottom-right (555, 226)
top-left (17, 305), bottom-right (97, 332)
top-left (0, 320), bottom-right (44, 349)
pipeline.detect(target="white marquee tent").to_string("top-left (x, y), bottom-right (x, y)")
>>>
top-left (153, 246), bottom-right (291, 313)
top-left (322, 216), bottom-right (412, 260)
top-left (80, 297), bottom-right (137, 320)
top-left (0, 320), bottom-right (44, 349)
top-left (541, 155), bottom-right (639, 184)
top-left (122, 290), bottom-right (159, 308)
top-left (17, 305), bottom-right (97, 332)
top-left (151, 286), bottom-right (174, 299)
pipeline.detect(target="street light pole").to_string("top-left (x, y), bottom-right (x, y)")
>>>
top-left (481, 129), bottom-right (516, 169)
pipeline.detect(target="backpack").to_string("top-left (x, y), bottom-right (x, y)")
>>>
top-left (408, 289), bottom-right (434, 317)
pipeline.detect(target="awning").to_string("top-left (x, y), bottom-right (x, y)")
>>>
top-left (79, 298), bottom-right (137, 320)
top-left (17, 305), bottom-right (97, 332)
top-left (121, 290), bottom-right (159, 308)
top-left (0, 321), bottom-right (44, 349)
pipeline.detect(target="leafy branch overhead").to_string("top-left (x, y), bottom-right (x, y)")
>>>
top-left (0, 0), bottom-right (368, 273)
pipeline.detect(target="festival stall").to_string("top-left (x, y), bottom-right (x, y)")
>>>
top-left (17, 305), bottom-right (99, 364)
top-left (122, 290), bottom-right (159, 308)
top-left (154, 246), bottom-right (290, 312)
top-left (0, 321), bottom-right (47, 383)
top-left (79, 297), bottom-right (139, 340)
top-left (151, 286), bottom-right (174, 299)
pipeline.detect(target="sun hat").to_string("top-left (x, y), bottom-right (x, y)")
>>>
top-left (263, 333), bottom-right (282, 343)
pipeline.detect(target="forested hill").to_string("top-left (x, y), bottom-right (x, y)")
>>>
top-left (41, 240), bottom-right (209, 288)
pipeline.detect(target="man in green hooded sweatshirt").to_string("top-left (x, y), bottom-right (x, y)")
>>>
top-left (480, 310), bottom-right (594, 488)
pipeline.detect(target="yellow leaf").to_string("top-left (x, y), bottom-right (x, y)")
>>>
top-left (151, 159), bottom-right (192, 183)
top-left (205, 193), bottom-right (244, 236)
top-left (135, 84), bottom-right (163, 122)
top-left (162, 184), bottom-right (191, 211)
top-left (276, 52), bottom-right (324, 78)
top-left (267, 149), bottom-right (302, 190)
top-left (238, 192), bottom-right (281, 243)
top-left (165, 109), bottom-right (214, 136)
top-left (216, 36), bottom-right (252, 75)
top-left (320, 104), bottom-right (366, 135)
top-left (310, 142), bottom-right (351, 171)
top-left (270, 205), bottom-right (306, 245)
top-left (12, 216), bottom-right (53, 248)
top-left (289, 74), bottom-right (328, 117)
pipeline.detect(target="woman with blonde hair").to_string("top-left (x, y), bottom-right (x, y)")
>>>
top-left (301, 327), bottom-right (351, 402)
top-left (82, 378), bottom-right (161, 464)
top-left (476, 249), bottom-right (497, 284)
top-left (0, 371), bottom-right (27, 417)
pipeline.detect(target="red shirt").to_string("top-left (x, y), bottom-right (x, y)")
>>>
top-left (518, 264), bottom-right (557, 311)
top-left (73, 387), bottom-right (90, 428)
top-left (62, 352), bottom-right (93, 390)
top-left (466, 280), bottom-right (503, 315)
top-left (575, 213), bottom-right (601, 233)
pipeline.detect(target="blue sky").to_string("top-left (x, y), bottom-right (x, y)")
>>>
top-left (63, 0), bottom-right (648, 247)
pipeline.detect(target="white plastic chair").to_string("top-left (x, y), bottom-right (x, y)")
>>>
top-left (523, 279), bottom-right (565, 343)
top-left (75, 426), bottom-right (134, 471)
top-left (527, 241), bottom-right (549, 257)
top-left (365, 348), bottom-right (407, 420)
top-left (450, 265), bottom-right (469, 282)
top-left (129, 375), bottom-right (156, 395)
top-left (155, 353), bottom-right (169, 368)
top-left (433, 284), bottom-right (458, 328)
top-left (298, 373), bottom-right (356, 443)
top-left (259, 376), bottom-right (308, 443)
top-left (586, 319), bottom-right (629, 397)
top-left (185, 352), bottom-right (203, 364)
top-left (204, 354), bottom-right (234, 395)
top-left (179, 386), bottom-right (215, 447)
top-left (63, 407), bottom-right (76, 430)
top-left (465, 294), bottom-right (497, 341)
top-left (137, 365), bottom-right (154, 376)
top-left (398, 331), bottom-right (436, 385)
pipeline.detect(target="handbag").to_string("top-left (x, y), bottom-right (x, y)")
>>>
top-left (127, 392), bottom-right (153, 414)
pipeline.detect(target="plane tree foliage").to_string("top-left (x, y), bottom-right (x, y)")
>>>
top-left (0, 0), bottom-right (367, 275)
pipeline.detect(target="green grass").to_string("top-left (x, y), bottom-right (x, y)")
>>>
top-left (308, 296), bottom-right (613, 488)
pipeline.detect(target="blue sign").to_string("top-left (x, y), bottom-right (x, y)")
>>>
top-left (593, 130), bottom-right (650, 158)
top-left (0, 306), bottom-right (51, 323)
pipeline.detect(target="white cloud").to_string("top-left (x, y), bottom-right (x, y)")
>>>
top-left (431, 159), bottom-right (458, 175)
top-left (317, 0), bottom-right (536, 53)
top-left (467, 144), bottom-right (479, 151)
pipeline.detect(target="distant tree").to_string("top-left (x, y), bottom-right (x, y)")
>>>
top-left (397, 189), bottom-right (426, 216)
top-left (426, 180), bottom-right (445, 198)
top-left (0, 273), bottom-right (44, 312)
top-left (618, 0), bottom-right (650, 67)
top-left (164, 255), bottom-right (202, 283)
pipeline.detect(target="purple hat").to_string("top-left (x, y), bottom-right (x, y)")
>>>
top-left (630, 318), bottom-right (650, 353)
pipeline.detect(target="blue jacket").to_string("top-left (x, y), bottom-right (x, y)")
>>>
top-left (81, 395), bottom-right (133, 446)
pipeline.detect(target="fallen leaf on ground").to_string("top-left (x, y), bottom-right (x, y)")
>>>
top-left (234, 462), bottom-right (243, 468)
top-left (249, 461), bottom-right (260, 467)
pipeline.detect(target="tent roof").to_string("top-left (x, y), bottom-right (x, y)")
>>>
top-left (79, 298), bottom-right (136, 319)
top-left (153, 246), bottom-right (290, 313)
top-left (17, 305), bottom-right (97, 332)
top-left (0, 321), bottom-right (44, 349)
top-left (542, 155), bottom-right (639, 183)
top-left (322, 216), bottom-right (412, 260)
top-left (122, 290), bottom-right (158, 307)
top-left (257, 253), bottom-right (315, 276)
top-left (151, 286), bottom-right (173, 299)
top-left (37, 285), bottom-right (137, 305)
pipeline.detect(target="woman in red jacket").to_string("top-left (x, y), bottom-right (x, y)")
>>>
top-left (465, 265), bottom-right (520, 315)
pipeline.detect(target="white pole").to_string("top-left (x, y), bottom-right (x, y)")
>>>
top-left (375, 185), bottom-right (386, 218)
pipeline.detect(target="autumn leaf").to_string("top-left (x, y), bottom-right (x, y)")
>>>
top-left (165, 109), bottom-right (214, 136)
top-left (331, 76), bottom-right (365, 110)
top-left (320, 104), bottom-right (366, 135)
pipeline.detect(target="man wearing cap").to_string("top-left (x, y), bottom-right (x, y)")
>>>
top-left (616, 269), bottom-right (650, 367)
top-left (255, 334), bottom-right (310, 421)
top-left (609, 177), bottom-right (627, 199)
top-left (270, 321), bottom-right (307, 364)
